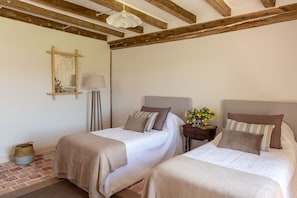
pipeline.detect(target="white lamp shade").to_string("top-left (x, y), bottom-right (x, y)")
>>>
top-left (107, 10), bottom-right (142, 28)
top-left (81, 74), bottom-right (106, 90)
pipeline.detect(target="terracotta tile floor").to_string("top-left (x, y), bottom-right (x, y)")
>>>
top-left (0, 151), bottom-right (55, 195)
top-left (0, 151), bottom-right (143, 196)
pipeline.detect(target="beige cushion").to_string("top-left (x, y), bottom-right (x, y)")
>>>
top-left (228, 113), bottom-right (284, 149)
top-left (226, 119), bottom-right (275, 151)
top-left (133, 111), bottom-right (159, 131)
top-left (218, 130), bottom-right (263, 155)
top-left (124, 115), bottom-right (148, 132)
top-left (140, 106), bottom-right (171, 130)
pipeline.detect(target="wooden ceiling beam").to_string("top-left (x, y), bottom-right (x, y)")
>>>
top-left (0, 8), bottom-right (107, 41)
top-left (0, 0), bottom-right (124, 37)
top-left (279, 3), bottom-right (297, 11)
top-left (260, 0), bottom-right (276, 8)
top-left (170, 11), bottom-right (297, 40)
top-left (90, 0), bottom-right (168, 29)
top-left (108, 6), bottom-right (297, 49)
top-left (29, 0), bottom-right (143, 34)
top-left (205, 0), bottom-right (231, 17)
top-left (145, 0), bottom-right (196, 24)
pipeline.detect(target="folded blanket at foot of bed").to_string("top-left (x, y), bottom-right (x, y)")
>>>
top-left (54, 133), bottom-right (127, 198)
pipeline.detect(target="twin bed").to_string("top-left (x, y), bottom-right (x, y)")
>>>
top-left (53, 96), bottom-right (192, 198)
top-left (142, 100), bottom-right (297, 198)
top-left (54, 97), bottom-right (297, 198)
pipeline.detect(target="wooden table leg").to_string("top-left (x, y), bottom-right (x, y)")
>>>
top-left (188, 137), bottom-right (191, 151)
top-left (185, 136), bottom-right (188, 152)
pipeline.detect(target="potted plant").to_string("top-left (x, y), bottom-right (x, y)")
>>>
top-left (184, 107), bottom-right (216, 128)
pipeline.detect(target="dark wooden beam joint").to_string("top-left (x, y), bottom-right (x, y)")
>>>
top-left (146, 0), bottom-right (196, 24)
top-left (260, 0), bottom-right (276, 8)
top-left (205, 0), bottom-right (231, 17)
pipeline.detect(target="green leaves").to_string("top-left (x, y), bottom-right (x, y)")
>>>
top-left (184, 107), bottom-right (216, 126)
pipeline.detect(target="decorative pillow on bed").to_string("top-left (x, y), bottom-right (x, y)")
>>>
top-left (226, 119), bottom-right (275, 151)
top-left (134, 111), bottom-right (159, 131)
top-left (228, 113), bottom-right (284, 149)
top-left (218, 129), bottom-right (263, 155)
top-left (124, 115), bottom-right (148, 132)
top-left (140, 106), bottom-right (171, 130)
top-left (225, 119), bottom-right (249, 131)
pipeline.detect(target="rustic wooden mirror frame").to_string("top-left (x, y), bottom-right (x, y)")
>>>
top-left (46, 46), bottom-right (82, 100)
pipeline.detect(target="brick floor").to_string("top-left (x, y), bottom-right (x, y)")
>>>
top-left (0, 151), bottom-right (55, 195)
top-left (0, 150), bottom-right (143, 196)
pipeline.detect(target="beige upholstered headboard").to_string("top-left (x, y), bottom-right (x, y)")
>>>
top-left (223, 100), bottom-right (297, 141)
top-left (143, 96), bottom-right (192, 122)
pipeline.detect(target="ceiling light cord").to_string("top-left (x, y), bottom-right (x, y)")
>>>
top-left (122, 2), bottom-right (125, 11)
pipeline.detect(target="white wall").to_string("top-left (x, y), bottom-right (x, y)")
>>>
top-left (0, 17), bottom-right (110, 162)
top-left (111, 20), bottom-right (297, 129)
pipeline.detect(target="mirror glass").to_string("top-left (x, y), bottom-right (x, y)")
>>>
top-left (54, 54), bottom-right (76, 93)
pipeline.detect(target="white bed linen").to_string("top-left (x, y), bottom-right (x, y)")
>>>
top-left (91, 112), bottom-right (184, 198)
top-left (184, 122), bottom-right (297, 198)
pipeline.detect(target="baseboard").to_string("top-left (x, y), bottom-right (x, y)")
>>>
top-left (0, 145), bottom-right (56, 163)
top-left (0, 155), bottom-right (11, 164)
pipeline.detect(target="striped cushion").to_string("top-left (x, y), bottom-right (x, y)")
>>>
top-left (246, 123), bottom-right (275, 151)
top-left (226, 119), bottom-right (275, 151)
top-left (134, 111), bottom-right (159, 131)
top-left (226, 119), bottom-right (248, 131)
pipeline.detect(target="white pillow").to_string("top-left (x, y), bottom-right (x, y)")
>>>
top-left (162, 112), bottom-right (185, 130)
top-left (280, 122), bottom-right (297, 150)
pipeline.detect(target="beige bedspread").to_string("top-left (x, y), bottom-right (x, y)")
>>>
top-left (53, 133), bottom-right (127, 198)
top-left (142, 155), bottom-right (283, 198)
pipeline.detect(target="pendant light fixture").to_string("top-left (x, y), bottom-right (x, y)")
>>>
top-left (106, 1), bottom-right (142, 28)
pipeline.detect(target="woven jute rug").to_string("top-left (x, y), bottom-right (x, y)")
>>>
top-left (0, 178), bottom-right (140, 198)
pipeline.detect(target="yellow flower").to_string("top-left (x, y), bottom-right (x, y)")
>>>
top-left (184, 107), bottom-right (216, 127)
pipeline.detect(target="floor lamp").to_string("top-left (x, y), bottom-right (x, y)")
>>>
top-left (82, 74), bottom-right (106, 131)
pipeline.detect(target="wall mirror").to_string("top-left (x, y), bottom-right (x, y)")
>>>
top-left (47, 46), bottom-right (82, 100)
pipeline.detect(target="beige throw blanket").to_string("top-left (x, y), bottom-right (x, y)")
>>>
top-left (54, 133), bottom-right (127, 198)
top-left (142, 155), bottom-right (283, 198)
